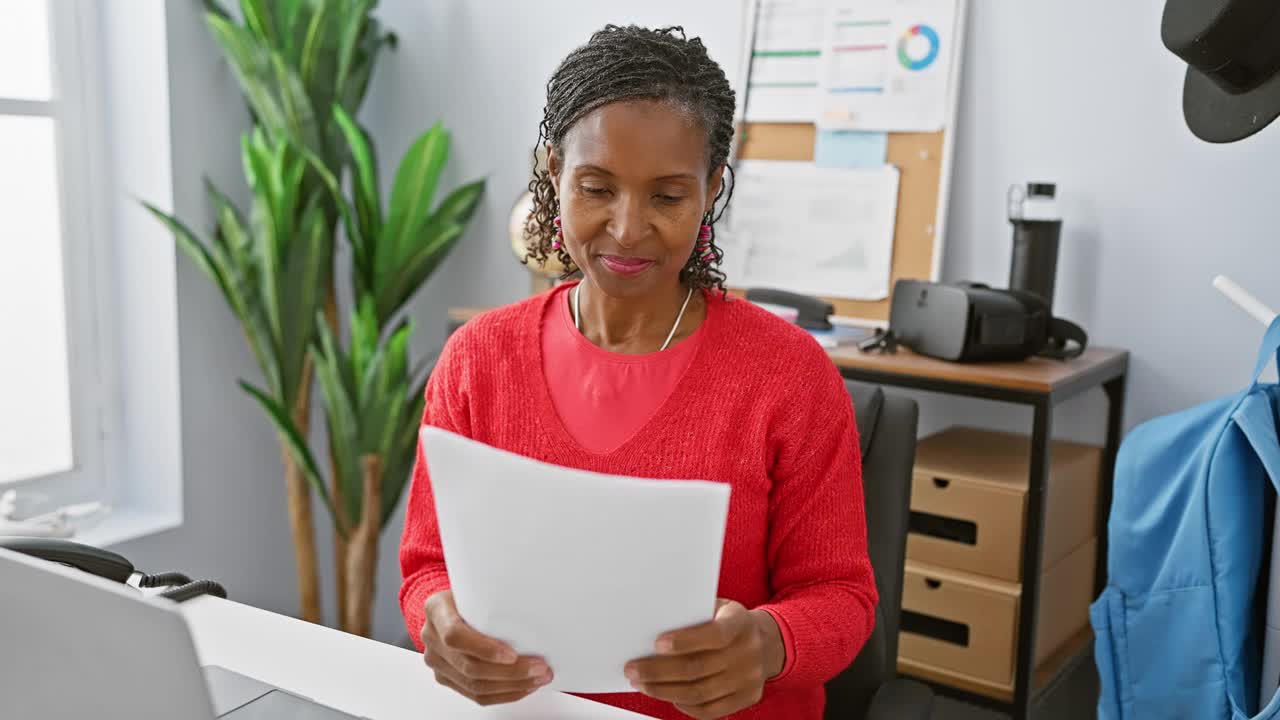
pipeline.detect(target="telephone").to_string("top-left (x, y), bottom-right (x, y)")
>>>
top-left (0, 537), bottom-right (136, 582)
top-left (0, 537), bottom-right (227, 602)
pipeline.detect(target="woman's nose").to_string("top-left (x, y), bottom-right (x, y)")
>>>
top-left (607, 194), bottom-right (649, 248)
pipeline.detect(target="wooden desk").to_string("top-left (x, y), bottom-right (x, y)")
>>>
top-left (832, 346), bottom-right (1127, 720)
top-left (445, 305), bottom-right (1129, 720)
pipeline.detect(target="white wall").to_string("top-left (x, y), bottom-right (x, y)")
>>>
top-left (100, 0), bottom-right (1280, 647)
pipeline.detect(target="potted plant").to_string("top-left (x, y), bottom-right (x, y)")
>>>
top-left (147, 0), bottom-right (483, 635)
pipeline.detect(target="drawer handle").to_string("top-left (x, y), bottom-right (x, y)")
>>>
top-left (909, 511), bottom-right (978, 545)
top-left (924, 578), bottom-right (942, 590)
top-left (901, 609), bottom-right (970, 647)
top-left (932, 477), bottom-right (951, 489)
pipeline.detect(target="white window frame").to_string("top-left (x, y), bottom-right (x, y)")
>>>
top-left (1, 2), bottom-right (111, 510)
top-left (4, 1), bottom-right (184, 547)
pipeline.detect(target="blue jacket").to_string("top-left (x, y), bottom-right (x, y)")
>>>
top-left (1093, 318), bottom-right (1280, 719)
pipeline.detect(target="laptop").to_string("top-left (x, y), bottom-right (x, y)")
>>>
top-left (0, 546), bottom-right (364, 719)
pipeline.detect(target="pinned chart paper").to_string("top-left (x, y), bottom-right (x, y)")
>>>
top-left (420, 427), bottom-right (731, 694)
top-left (718, 160), bottom-right (901, 302)
top-left (744, 0), bottom-right (827, 122)
top-left (817, 0), bottom-right (957, 131)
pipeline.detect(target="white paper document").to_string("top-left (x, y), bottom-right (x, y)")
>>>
top-left (744, 0), bottom-right (827, 122)
top-left (816, 0), bottom-right (957, 131)
top-left (718, 160), bottom-right (901, 301)
top-left (419, 427), bottom-right (732, 694)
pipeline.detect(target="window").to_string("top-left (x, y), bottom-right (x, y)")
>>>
top-left (1, 3), bottom-right (108, 516)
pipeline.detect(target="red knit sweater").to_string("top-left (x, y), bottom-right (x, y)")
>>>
top-left (399, 289), bottom-right (877, 719)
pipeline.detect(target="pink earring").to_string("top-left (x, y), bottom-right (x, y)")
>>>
top-left (552, 216), bottom-right (563, 250)
top-left (696, 223), bottom-right (713, 261)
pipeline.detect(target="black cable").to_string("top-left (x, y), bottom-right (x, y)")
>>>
top-left (158, 579), bottom-right (227, 603)
top-left (137, 571), bottom-right (193, 588)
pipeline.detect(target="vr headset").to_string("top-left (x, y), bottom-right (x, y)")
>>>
top-left (887, 280), bottom-right (1087, 362)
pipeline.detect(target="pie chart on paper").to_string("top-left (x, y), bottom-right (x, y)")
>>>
top-left (897, 24), bottom-right (940, 71)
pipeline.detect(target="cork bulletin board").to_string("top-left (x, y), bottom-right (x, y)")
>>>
top-left (726, 0), bottom-right (969, 324)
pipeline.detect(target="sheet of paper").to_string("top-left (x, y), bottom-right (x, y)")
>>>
top-left (718, 160), bottom-right (900, 301)
top-left (814, 129), bottom-right (889, 168)
top-left (420, 427), bottom-right (731, 694)
top-left (816, 0), bottom-right (957, 131)
top-left (744, 0), bottom-right (827, 122)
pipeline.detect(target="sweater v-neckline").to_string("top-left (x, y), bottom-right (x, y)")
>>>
top-left (524, 283), bottom-right (720, 460)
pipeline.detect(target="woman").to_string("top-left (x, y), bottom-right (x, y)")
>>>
top-left (400, 25), bottom-right (876, 720)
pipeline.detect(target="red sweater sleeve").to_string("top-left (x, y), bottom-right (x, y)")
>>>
top-left (755, 357), bottom-right (878, 689)
top-left (398, 333), bottom-right (470, 650)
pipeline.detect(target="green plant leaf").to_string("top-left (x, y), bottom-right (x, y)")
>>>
top-left (197, 184), bottom-right (283, 398)
top-left (278, 191), bottom-right (332, 397)
top-left (380, 373), bottom-right (429, 526)
top-left (143, 203), bottom-right (229, 303)
top-left (338, 21), bottom-right (396, 112)
top-left (268, 53), bottom-right (322, 158)
top-left (254, 149), bottom-right (285, 351)
top-left (335, 0), bottom-right (376, 99)
top-left (332, 105), bottom-right (382, 257)
top-left (239, 380), bottom-right (344, 536)
top-left (385, 124), bottom-right (448, 234)
top-left (430, 178), bottom-right (486, 227)
top-left (238, 0), bottom-right (278, 47)
top-left (378, 124), bottom-right (449, 296)
top-left (206, 14), bottom-right (287, 133)
top-left (376, 222), bottom-right (464, 324)
top-left (350, 295), bottom-right (379, 390)
top-left (313, 316), bottom-right (361, 527)
top-left (297, 0), bottom-right (341, 144)
top-left (204, 0), bottom-right (233, 22)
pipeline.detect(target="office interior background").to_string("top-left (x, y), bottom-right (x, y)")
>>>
top-left (3, 1), bottom-right (1278, 718)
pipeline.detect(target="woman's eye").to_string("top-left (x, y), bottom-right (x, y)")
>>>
top-left (656, 194), bottom-right (684, 204)
top-left (580, 185), bottom-right (608, 196)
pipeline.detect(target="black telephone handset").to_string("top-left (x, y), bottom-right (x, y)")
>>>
top-left (0, 537), bottom-right (136, 583)
top-left (0, 536), bottom-right (228, 602)
top-left (744, 288), bottom-right (835, 330)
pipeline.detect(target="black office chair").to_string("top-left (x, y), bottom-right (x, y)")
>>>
top-left (824, 381), bottom-right (934, 720)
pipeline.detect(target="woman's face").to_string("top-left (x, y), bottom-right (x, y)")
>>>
top-left (549, 99), bottom-right (725, 300)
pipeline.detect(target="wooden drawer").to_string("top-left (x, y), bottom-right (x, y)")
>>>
top-left (907, 427), bottom-right (1101, 582)
top-left (898, 538), bottom-right (1097, 700)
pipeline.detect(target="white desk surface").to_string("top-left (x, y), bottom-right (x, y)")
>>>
top-left (182, 596), bottom-right (647, 720)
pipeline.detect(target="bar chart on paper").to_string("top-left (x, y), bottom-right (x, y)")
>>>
top-left (745, 0), bottom-right (826, 122)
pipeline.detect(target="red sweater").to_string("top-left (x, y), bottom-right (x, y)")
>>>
top-left (399, 289), bottom-right (877, 719)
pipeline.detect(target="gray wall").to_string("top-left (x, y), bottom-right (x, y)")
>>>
top-left (111, 0), bottom-right (301, 620)
top-left (111, 0), bottom-right (1280, 646)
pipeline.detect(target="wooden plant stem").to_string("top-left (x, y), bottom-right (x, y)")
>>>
top-left (282, 356), bottom-right (321, 624)
top-left (325, 281), bottom-right (351, 632)
top-left (343, 454), bottom-right (384, 637)
top-left (332, 446), bottom-right (350, 631)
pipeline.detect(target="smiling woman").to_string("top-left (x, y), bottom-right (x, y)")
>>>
top-left (400, 24), bottom-right (876, 720)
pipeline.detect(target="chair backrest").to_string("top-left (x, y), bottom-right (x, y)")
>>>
top-left (824, 381), bottom-right (919, 719)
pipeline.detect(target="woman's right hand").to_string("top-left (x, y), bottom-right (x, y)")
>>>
top-left (421, 590), bottom-right (553, 706)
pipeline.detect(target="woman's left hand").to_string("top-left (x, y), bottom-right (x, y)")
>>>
top-left (625, 599), bottom-right (785, 719)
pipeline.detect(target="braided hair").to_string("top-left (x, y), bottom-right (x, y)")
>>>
top-left (524, 25), bottom-right (737, 292)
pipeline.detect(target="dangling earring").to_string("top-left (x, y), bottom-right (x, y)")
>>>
top-left (696, 219), bottom-right (714, 261)
top-left (552, 215), bottom-right (563, 250)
